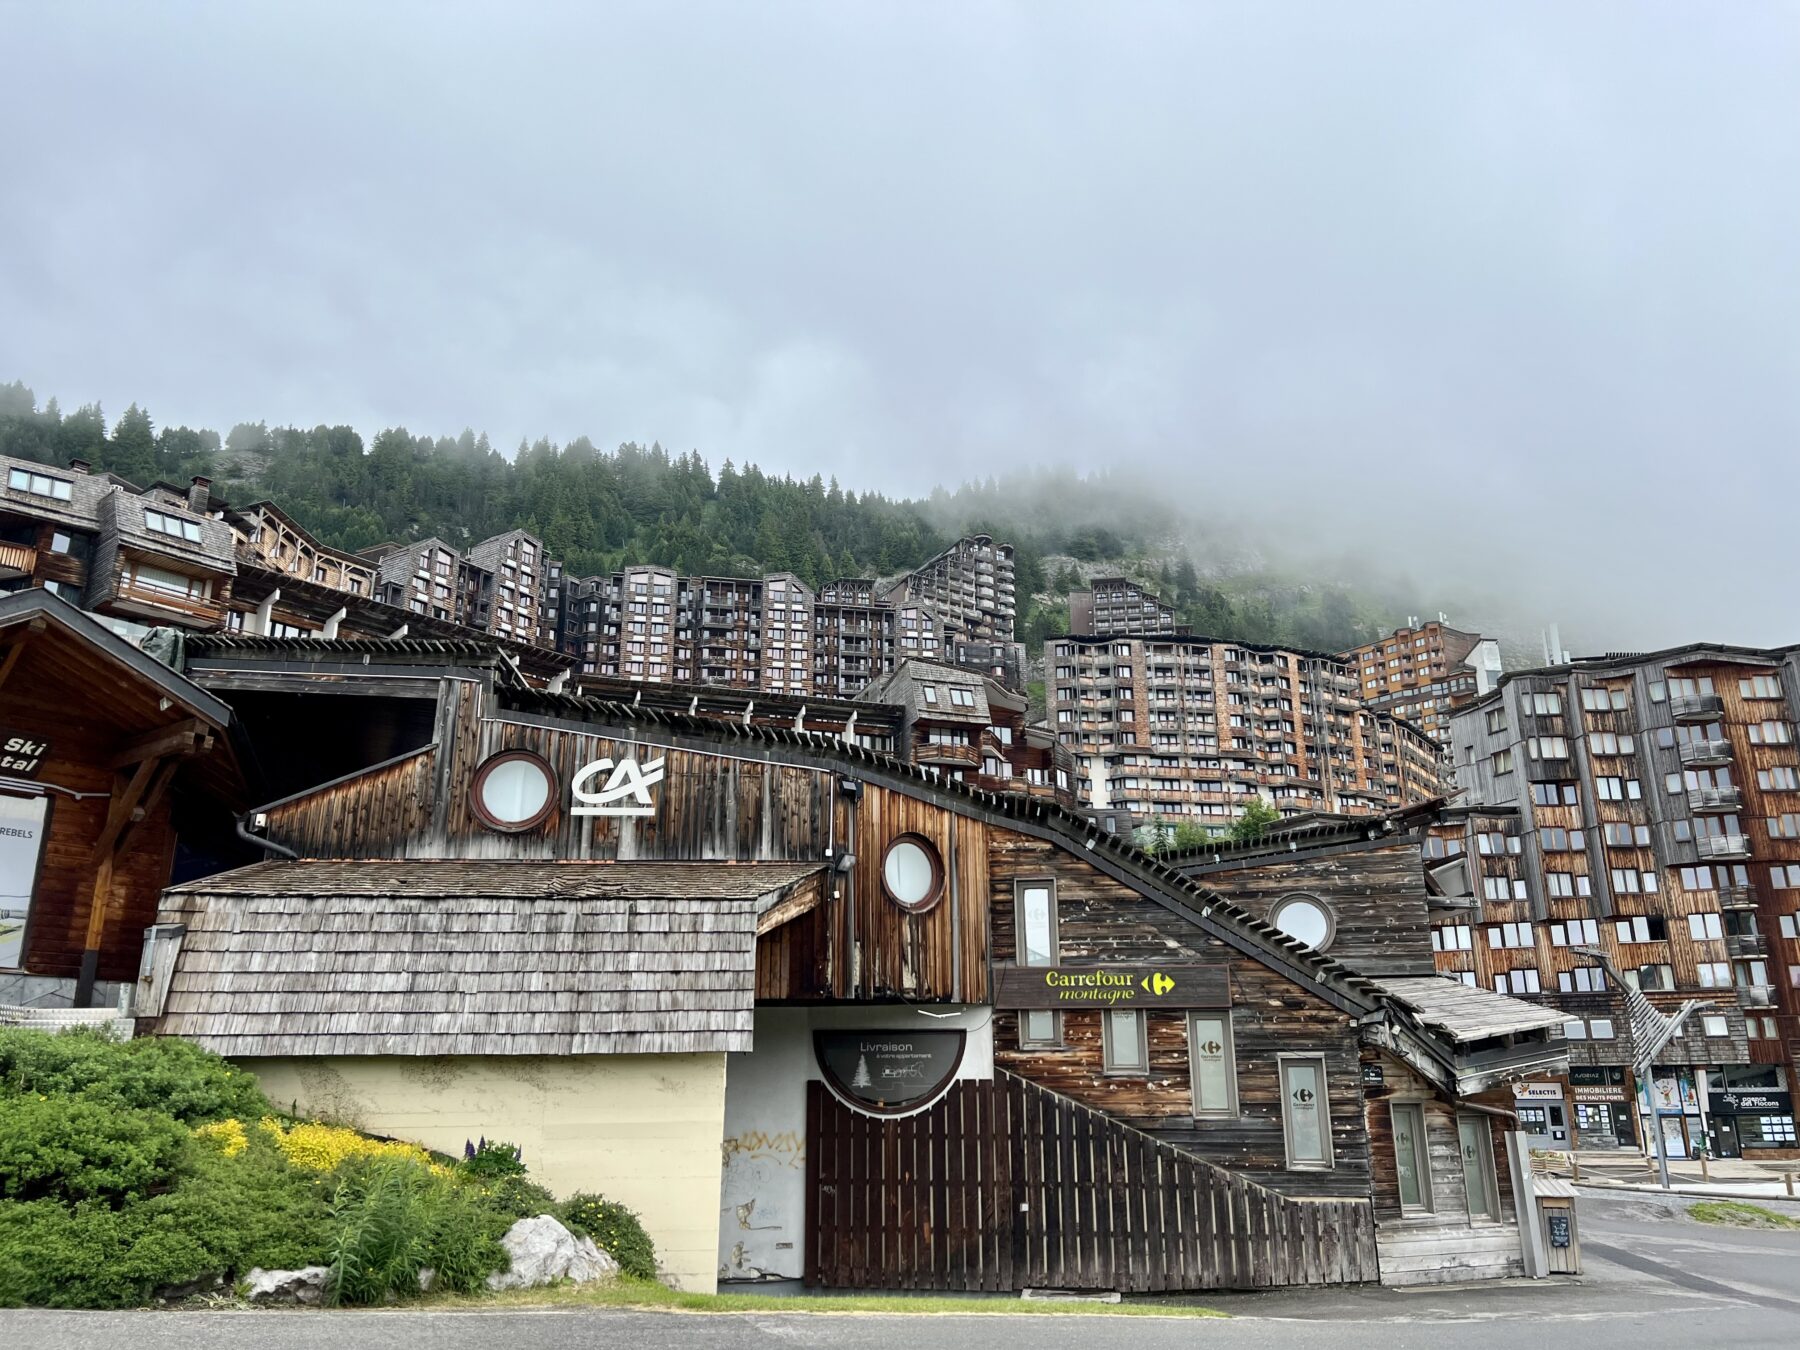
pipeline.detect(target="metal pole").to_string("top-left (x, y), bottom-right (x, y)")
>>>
top-left (1643, 1059), bottom-right (1672, 1189)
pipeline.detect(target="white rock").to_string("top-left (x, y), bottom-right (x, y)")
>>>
top-left (485, 1214), bottom-right (620, 1291)
top-left (243, 1265), bottom-right (332, 1305)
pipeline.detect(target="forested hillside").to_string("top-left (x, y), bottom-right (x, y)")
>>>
top-left (0, 382), bottom-right (1427, 653)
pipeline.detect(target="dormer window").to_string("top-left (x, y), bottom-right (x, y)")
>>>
top-left (144, 509), bottom-right (202, 543)
top-left (7, 468), bottom-right (73, 501)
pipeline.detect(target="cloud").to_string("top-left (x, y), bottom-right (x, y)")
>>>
top-left (2, 2), bottom-right (1797, 647)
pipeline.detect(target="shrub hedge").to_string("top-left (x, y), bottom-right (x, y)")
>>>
top-left (0, 1028), bottom-right (655, 1307)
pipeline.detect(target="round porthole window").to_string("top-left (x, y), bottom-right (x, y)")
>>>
top-left (471, 751), bottom-right (557, 832)
top-left (1270, 894), bottom-right (1335, 951)
top-left (881, 833), bottom-right (944, 913)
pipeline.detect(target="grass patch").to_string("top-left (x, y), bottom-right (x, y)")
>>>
top-left (1687, 1200), bottom-right (1800, 1230)
top-left (430, 1276), bottom-right (1228, 1317)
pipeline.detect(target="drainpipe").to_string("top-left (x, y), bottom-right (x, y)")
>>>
top-left (236, 812), bottom-right (298, 859)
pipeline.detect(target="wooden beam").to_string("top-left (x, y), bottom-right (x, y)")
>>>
top-left (108, 718), bottom-right (210, 769)
top-left (74, 755), bottom-right (182, 1007)
top-left (757, 875), bottom-right (826, 936)
top-left (0, 637), bottom-right (29, 698)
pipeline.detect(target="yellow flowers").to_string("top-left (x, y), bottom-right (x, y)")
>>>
top-left (193, 1118), bottom-right (249, 1157)
top-left (257, 1117), bottom-right (439, 1173)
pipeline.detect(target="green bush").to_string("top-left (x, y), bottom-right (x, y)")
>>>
top-left (0, 1096), bottom-right (188, 1205)
top-left (0, 1028), bottom-right (269, 1125)
top-left (141, 1128), bottom-right (334, 1275)
top-left (459, 1138), bottom-right (527, 1181)
top-left (422, 1180), bottom-right (508, 1293)
top-left (561, 1192), bottom-right (656, 1281)
top-left (478, 1173), bottom-right (558, 1225)
top-left (325, 1159), bottom-right (430, 1306)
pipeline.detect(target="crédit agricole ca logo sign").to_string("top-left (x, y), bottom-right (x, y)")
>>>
top-left (570, 755), bottom-right (666, 817)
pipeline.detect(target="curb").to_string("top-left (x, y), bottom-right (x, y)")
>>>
top-left (1573, 1180), bottom-right (1800, 1203)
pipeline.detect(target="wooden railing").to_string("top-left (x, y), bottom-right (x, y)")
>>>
top-left (805, 1071), bottom-right (1378, 1293)
top-left (0, 542), bottom-right (36, 575)
top-left (113, 579), bottom-right (224, 623)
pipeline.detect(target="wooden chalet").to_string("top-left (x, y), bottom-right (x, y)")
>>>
top-left (129, 642), bottom-right (1566, 1293)
top-left (0, 589), bottom-right (245, 1012)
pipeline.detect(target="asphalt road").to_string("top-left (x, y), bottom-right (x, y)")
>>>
top-left (4, 1189), bottom-right (1797, 1349)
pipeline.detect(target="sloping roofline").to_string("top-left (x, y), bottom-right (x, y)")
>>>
top-left (0, 587), bottom-right (234, 728)
top-left (1459, 640), bottom-right (1795, 714)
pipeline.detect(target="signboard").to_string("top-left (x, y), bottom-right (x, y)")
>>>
top-left (1361, 1063), bottom-right (1385, 1087)
top-left (1572, 1084), bottom-right (1627, 1103)
top-left (0, 734), bottom-right (49, 779)
top-left (1707, 1089), bottom-right (1793, 1117)
top-left (991, 963), bottom-right (1229, 1010)
top-left (1512, 1082), bottom-right (1565, 1101)
top-left (0, 793), bottom-right (48, 969)
top-left (570, 755), bottom-right (664, 817)
top-left (814, 1031), bottom-right (965, 1116)
top-left (1547, 1211), bottom-right (1571, 1249)
top-left (1569, 1066), bottom-right (1623, 1087)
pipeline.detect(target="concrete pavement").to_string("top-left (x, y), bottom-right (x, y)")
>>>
top-left (3, 1189), bottom-right (1797, 1349)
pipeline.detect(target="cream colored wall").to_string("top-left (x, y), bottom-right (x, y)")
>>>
top-left (245, 1053), bottom-right (727, 1293)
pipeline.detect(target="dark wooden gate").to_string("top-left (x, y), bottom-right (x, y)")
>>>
top-left (805, 1070), bottom-right (1378, 1291)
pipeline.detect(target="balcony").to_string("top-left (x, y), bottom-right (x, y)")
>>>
top-left (914, 741), bottom-right (980, 768)
top-left (1696, 833), bottom-right (1752, 860)
top-left (1672, 693), bottom-right (1725, 722)
top-left (0, 542), bottom-right (36, 579)
top-left (1678, 739), bottom-right (1734, 767)
top-left (108, 578), bottom-right (225, 627)
top-left (1737, 984), bottom-right (1777, 1008)
top-left (1716, 883), bottom-right (1757, 909)
top-left (1725, 932), bottom-right (1768, 959)
top-left (1689, 785), bottom-right (1743, 812)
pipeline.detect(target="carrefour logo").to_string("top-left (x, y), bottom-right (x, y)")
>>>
top-left (570, 756), bottom-right (665, 817)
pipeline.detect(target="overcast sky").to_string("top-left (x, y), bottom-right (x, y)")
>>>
top-left (4, 3), bottom-right (1797, 648)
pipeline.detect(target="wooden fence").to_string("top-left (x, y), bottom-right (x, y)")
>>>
top-left (805, 1070), bottom-right (1378, 1292)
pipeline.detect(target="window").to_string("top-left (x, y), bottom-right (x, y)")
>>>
top-left (1015, 881), bottom-right (1059, 1047)
top-left (1701, 1015), bottom-right (1731, 1038)
top-left (1269, 895), bottom-right (1334, 950)
top-left (1102, 1009), bottom-right (1149, 1076)
top-left (1540, 828), bottom-right (1584, 851)
top-left (1483, 876), bottom-right (1528, 901)
top-left (881, 834), bottom-right (943, 912)
top-left (1526, 693), bottom-right (1564, 716)
top-left (1741, 676), bottom-right (1783, 700)
top-left (1697, 962), bottom-right (1731, 989)
top-left (48, 531), bottom-right (71, 554)
top-left (1589, 732), bottom-right (1635, 755)
top-left (1278, 1056), bottom-right (1333, 1169)
top-left (1391, 1102), bottom-right (1433, 1212)
top-left (948, 686), bottom-right (976, 708)
top-left (1476, 831), bottom-right (1519, 855)
top-left (1486, 709), bottom-right (1507, 733)
top-left (920, 686), bottom-right (937, 704)
top-left (1559, 967), bottom-right (1606, 992)
top-left (1458, 1115), bottom-right (1500, 1220)
top-left (1615, 915), bottom-right (1666, 943)
top-left (1749, 721), bottom-right (1793, 745)
top-left (1491, 749), bottom-right (1514, 775)
top-left (1581, 686), bottom-right (1629, 711)
top-left (1759, 767), bottom-right (1799, 791)
top-left (1595, 776), bottom-right (1641, 801)
top-left (1530, 782), bottom-right (1579, 806)
top-left (1772, 866), bottom-right (1800, 889)
top-left (6, 468), bottom-right (72, 501)
top-left (1527, 736), bottom-right (1569, 760)
top-left (1611, 868), bottom-right (1657, 894)
top-left (1432, 925), bottom-right (1473, 952)
top-left (1632, 964), bottom-right (1675, 991)
top-left (1589, 1018), bottom-right (1616, 1039)
top-left (1550, 918), bottom-right (1599, 945)
top-left (1769, 814), bottom-right (1800, 839)
top-left (1781, 915), bottom-right (1800, 940)
top-left (1734, 959), bottom-right (1769, 989)
top-left (1563, 1020), bottom-right (1587, 1039)
top-left (1688, 913), bottom-right (1723, 941)
top-left (1187, 1013), bottom-right (1237, 1117)
top-left (1495, 969), bottom-right (1541, 994)
top-left (1603, 822), bottom-right (1651, 848)
top-left (1487, 922), bottom-right (1533, 949)
top-left (0, 793), bottom-right (49, 970)
top-left (143, 509), bottom-right (203, 543)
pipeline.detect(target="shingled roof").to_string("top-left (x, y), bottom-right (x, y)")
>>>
top-left (154, 860), bottom-right (823, 1057)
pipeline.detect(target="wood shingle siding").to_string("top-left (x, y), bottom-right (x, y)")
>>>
top-left (154, 860), bottom-right (823, 1057)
